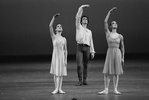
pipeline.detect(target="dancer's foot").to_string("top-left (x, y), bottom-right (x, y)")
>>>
top-left (52, 89), bottom-right (58, 94)
top-left (83, 81), bottom-right (88, 85)
top-left (59, 89), bottom-right (65, 94)
top-left (114, 90), bottom-right (121, 95)
top-left (76, 81), bottom-right (82, 86)
top-left (98, 89), bottom-right (108, 95)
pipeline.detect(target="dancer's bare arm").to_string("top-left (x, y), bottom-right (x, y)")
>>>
top-left (49, 13), bottom-right (60, 38)
top-left (104, 7), bottom-right (117, 35)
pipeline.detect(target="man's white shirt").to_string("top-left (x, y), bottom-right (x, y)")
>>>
top-left (76, 24), bottom-right (95, 53)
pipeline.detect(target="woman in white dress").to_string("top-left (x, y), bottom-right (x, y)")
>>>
top-left (49, 13), bottom-right (67, 94)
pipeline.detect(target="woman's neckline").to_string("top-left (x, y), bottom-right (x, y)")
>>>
top-left (110, 33), bottom-right (119, 39)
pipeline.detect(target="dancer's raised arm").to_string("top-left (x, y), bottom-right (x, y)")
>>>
top-left (76, 4), bottom-right (89, 29)
top-left (104, 7), bottom-right (117, 35)
top-left (49, 13), bottom-right (60, 38)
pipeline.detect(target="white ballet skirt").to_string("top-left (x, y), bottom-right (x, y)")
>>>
top-left (50, 35), bottom-right (67, 76)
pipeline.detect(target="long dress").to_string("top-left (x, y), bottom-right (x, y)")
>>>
top-left (103, 34), bottom-right (123, 75)
top-left (50, 35), bottom-right (67, 76)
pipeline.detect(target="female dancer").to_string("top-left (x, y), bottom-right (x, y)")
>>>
top-left (49, 13), bottom-right (67, 94)
top-left (99, 7), bottom-right (125, 95)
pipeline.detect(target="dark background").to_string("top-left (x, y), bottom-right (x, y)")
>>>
top-left (0, 0), bottom-right (149, 57)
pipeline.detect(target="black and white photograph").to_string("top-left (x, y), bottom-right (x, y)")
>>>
top-left (0, 0), bottom-right (149, 100)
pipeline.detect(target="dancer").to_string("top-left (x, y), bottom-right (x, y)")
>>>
top-left (49, 13), bottom-right (67, 94)
top-left (75, 4), bottom-right (95, 86)
top-left (98, 7), bottom-right (125, 95)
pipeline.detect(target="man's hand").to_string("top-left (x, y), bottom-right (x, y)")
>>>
top-left (91, 53), bottom-right (95, 59)
top-left (80, 4), bottom-right (90, 8)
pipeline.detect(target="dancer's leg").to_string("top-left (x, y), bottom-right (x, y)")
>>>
top-left (113, 75), bottom-right (121, 94)
top-left (98, 74), bottom-right (110, 94)
top-left (59, 76), bottom-right (65, 94)
top-left (54, 75), bottom-right (56, 88)
top-left (76, 45), bottom-right (83, 86)
top-left (83, 46), bottom-right (90, 85)
top-left (107, 74), bottom-right (110, 90)
top-left (52, 75), bottom-right (59, 94)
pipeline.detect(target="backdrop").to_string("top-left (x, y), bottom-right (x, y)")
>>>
top-left (0, 0), bottom-right (149, 56)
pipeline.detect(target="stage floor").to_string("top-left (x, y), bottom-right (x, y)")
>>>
top-left (0, 59), bottom-right (149, 100)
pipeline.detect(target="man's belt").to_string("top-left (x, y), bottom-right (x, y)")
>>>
top-left (78, 43), bottom-right (89, 47)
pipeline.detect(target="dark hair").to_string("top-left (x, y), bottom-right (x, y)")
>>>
top-left (110, 21), bottom-right (117, 27)
top-left (72, 98), bottom-right (77, 100)
top-left (80, 15), bottom-right (89, 25)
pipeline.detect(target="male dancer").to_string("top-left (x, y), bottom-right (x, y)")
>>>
top-left (75, 4), bottom-right (95, 86)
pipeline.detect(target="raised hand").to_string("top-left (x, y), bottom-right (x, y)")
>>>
top-left (53, 13), bottom-right (60, 18)
top-left (80, 4), bottom-right (90, 8)
top-left (109, 7), bottom-right (117, 12)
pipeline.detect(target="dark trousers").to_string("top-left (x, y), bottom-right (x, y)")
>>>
top-left (76, 44), bottom-right (90, 82)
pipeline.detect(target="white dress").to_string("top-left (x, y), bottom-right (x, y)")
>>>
top-left (50, 35), bottom-right (67, 76)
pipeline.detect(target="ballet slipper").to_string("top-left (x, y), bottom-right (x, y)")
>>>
top-left (52, 89), bottom-right (58, 94)
top-left (114, 90), bottom-right (121, 95)
top-left (59, 89), bottom-right (65, 94)
top-left (98, 89), bottom-right (108, 95)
